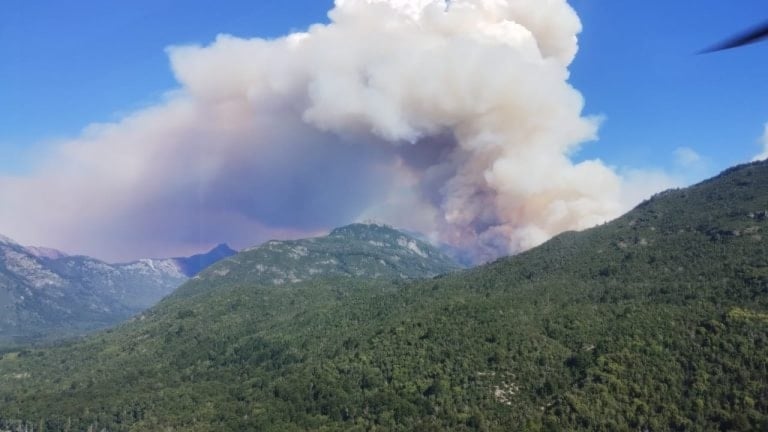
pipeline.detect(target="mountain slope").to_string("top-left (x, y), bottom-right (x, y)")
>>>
top-left (43, 256), bottom-right (187, 311)
top-left (2, 162), bottom-right (768, 430)
top-left (0, 238), bottom-right (136, 346)
top-left (174, 223), bottom-right (460, 298)
top-left (22, 246), bottom-right (69, 260)
top-left (0, 241), bottom-right (235, 347)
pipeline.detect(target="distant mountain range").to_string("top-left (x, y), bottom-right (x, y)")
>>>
top-left (0, 238), bottom-right (235, 346)
top-left (173, 243), bottom-right (238, 277)
top-left (2, 161), bottom-right (768, 430)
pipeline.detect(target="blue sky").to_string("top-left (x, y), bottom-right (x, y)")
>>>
top-left (2, 0), bottom-right (766, 177)
top-left (569, 0), bottom-right (768, 177)
top-left (0, 0), bottom-right (336, 172)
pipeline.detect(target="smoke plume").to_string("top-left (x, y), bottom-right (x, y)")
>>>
top-left (0, 0), bottom-right (672, 262)
top-left (753, 123), bottom-right (768, 162)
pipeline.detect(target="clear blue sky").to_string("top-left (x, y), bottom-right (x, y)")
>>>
top-left (569, 0), bottom-right (768, 178)
top-left (1, 0), bottom-right (767, 179)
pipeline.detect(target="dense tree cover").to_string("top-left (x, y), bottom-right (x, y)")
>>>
top-left (1, 161), bottom-right (768, 431)
top-left (180, 222), bottom-right (461, 298)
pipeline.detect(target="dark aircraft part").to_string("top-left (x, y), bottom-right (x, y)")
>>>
top-left (701, 19), bottom-right (768, 53)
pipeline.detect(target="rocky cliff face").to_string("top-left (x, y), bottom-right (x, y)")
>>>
top-left (0, 237), bottom-right (233, 346)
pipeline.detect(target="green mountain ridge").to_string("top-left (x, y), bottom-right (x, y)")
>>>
top-left (176, 223), bottom-right (461, 299)
top-left (2, 161), bottom-right (768, 431)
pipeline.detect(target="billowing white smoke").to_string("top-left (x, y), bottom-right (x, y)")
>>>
top-left (753, 123), bottom-right (768, 161)
top-left (0, 0), bottom-right (671, 262)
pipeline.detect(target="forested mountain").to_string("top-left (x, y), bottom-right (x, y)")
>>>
top-left (2, 161), bottom-right (768, 431)
top-left (175, 223), bottom-right (461, 299)
top-left (0, 241), bottom-right (234, 347)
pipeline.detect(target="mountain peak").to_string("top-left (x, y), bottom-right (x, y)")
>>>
top-left (172, 243), bottom-right (238, 277)
top-left (210, 243), bottom-right (236, 254)
top-left (0, 234), bottom-right (17, 245)
top-left (327, 223), bottom-right (450, 261)
top-left (179, 224), bottom-right (461, 296)
top-left (23, 246), bottom-right (69, 260)
top-left (329, 222), bottom-right (408, 239)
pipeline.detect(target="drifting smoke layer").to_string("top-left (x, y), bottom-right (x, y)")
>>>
top-left (0, 0), bottom-right (670, 262)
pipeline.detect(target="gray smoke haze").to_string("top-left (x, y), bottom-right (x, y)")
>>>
top-left (0, 0), bottom-right (674, 262)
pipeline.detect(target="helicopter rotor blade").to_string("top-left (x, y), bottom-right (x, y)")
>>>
top-left (700, 20), bottom-right (768, 53)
